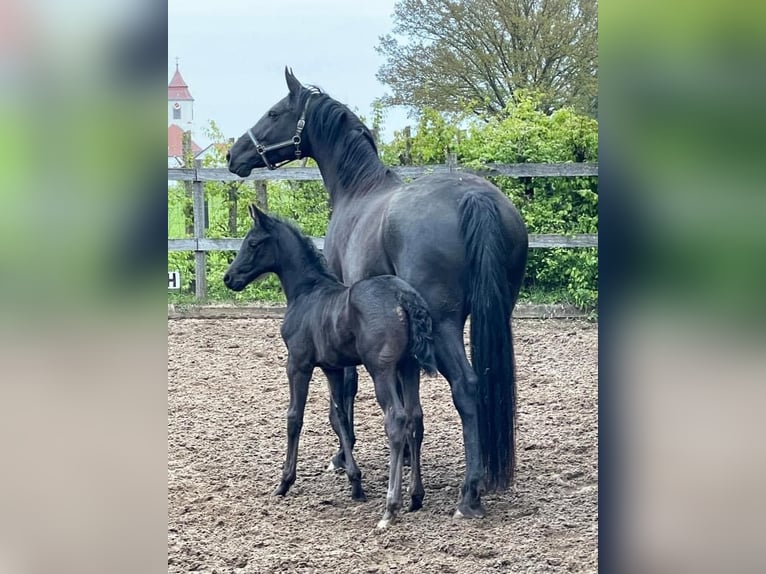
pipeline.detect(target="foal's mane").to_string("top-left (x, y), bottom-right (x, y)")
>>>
top-left (265, 212), bottom-right (338, 283)
top-left (302, 86), bottom-right (399, 193)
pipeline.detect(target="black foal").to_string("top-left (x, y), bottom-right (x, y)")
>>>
top-left (223, 204), bottom-right (437, 528)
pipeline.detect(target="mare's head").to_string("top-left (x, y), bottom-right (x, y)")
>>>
top-left (222, 204), bottom-right (278, 291)
top-left (227, 67), bottom-right (317, 177)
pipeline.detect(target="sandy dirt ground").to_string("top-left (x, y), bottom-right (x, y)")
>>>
top-left (168, 318), bottom-right (597, 573)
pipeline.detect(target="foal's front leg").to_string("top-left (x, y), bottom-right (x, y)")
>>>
top-left (328, 366), bottom-right (359, 471)
top-left (274, 357), bottom-right (312, 496)
top-left (323, 367), bottom-right (366, 501)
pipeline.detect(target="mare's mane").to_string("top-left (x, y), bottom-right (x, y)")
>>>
top-left (302, 86), bottom-right (399, 193)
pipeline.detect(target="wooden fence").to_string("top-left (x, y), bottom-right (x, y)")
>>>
top-left (168, 162), bottom-right (598, 300)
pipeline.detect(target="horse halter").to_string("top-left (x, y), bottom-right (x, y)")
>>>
top-left (247, 90), bottom-right (317, 170)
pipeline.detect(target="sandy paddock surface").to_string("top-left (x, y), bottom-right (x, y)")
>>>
top-left (168, 318), bottom-right (597, 573)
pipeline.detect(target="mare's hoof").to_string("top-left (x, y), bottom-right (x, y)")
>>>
top-left (408, 495), bottom-right (423, 512)
top-left (273, 483), bottom-right (290, 497)
top-left (453, 504), bottom-right (486, 519)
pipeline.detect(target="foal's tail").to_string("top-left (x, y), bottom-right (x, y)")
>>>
top-left (396, 287), bottom-right (438, 376)
top-left (459, 190), bottom-right (518, 492)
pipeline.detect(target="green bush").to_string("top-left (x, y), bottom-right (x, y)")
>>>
top-left (380, 92), bottom-right (598, 309)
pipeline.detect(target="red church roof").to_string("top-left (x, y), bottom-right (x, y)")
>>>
top-left (168, 124), bottom-right (202, 157)
top-left (168, 65), bottom-right (194, 101)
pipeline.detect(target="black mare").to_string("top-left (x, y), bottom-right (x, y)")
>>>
top-left (227, 68), bottom-right (528, 518)
top-left (223, 204), bottom-right (438, 529)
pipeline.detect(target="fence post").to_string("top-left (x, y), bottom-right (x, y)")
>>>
top-left (254, 180), bottom-right (268, 211)
top-left (226, 138), bottom-right (238, 236)
top-left (182, 131), bottom-right (194, 236)
top-left (401, 126), bottom-right (412, 165)
top-left (192, 159), bottom-right (207, 300)
top-left (447, 152), bottom-right (457, 172)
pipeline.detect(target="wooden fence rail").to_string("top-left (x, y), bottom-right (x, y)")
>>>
top-left (168, 234), bottom-right (598, 252)
top-left (169, 163), bottom-right (598, 300)
top-left (168, 162), bottom-right (598, 182)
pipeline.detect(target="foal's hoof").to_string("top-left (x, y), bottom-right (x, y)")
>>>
top-left (376, 512), bottom-right (395, 530)
top-left (453, 503), bottom-right (486, 519)
top-left (351, 484), bottom-right (367, 502)
top-left (408, 495), bottom-right (424, 513)
top-left (326, 454), bottom-right (346, 473)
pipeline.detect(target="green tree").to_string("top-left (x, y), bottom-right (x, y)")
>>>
top-left (376, 0), bottom-right (598, 117)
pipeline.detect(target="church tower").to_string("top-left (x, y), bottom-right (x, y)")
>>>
top-left (168, 59), bottom-right (194, 131)
top-left (168, 59), bottom-right (201, 166)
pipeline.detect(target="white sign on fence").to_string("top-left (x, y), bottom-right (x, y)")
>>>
top-left (168, 271), bottom-right (181, 290)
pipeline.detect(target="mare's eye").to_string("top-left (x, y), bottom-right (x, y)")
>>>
top-left (268, 110), bottom-right (279, 118)
top-left (248, 238), bottom-right (260, 249)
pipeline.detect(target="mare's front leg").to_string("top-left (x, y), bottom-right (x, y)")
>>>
top-left (328, 366), bottom-right (359, 471)
top-left (323, 368), bottom-right (366, 501)
top-left (274, 357), bottom-right (312, 497)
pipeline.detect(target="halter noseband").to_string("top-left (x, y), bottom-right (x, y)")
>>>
top-left (247, 91), bottom-right (317, 170)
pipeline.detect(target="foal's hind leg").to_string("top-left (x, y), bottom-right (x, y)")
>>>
top-left (373, 367), bottom-right (408, 529)
top-left (328, 366), bottom-right (358, 471)
top-left (323, 368), bottom-right (366, 501)
top-left (274, 359), bottom-right (312, 497)
top-left (433, 321), bottom-right (486, 519)
top-left (399, 359), bottom-right (425, 512)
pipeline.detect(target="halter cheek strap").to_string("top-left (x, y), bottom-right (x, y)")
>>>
top-left (247, 92), bottom-right (315, 170)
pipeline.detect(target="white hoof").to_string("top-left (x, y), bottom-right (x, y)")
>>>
top-left (376, 518), bottom-right (391, 530)
top-left (453, 508), bottom-right (465, 519)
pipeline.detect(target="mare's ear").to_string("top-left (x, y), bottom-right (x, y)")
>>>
top-left (285, 66), bottom-right (303, 100)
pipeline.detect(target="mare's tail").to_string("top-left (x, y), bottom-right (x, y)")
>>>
top-left (458, 190), bottom-right (518, 492)
top-left (396, 287), bottom-right (438, 376)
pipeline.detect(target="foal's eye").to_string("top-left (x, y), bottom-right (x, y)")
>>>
top-left (248, 238), bottom-right (260, 249)
top-left (268, 110), bottom-right (279, 118)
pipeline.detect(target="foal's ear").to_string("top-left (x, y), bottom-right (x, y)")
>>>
top-left (285, 66), bottom-right (303, 99)
top-left (248, 203), bottom-right (264, 225)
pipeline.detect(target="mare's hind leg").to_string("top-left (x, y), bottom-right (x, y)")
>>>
top-left (433, 321), bottom-right (486, 519)
top-left (399, 359), bottom-right (425, 512)
top-left (373, 367), bottom-right (408, 530)
top-left (274, 358), bottom-right (312, 497)
top-left (328, 366), bottom-right (359, 471)
top-left (323, 368), bottom-right (366, 501)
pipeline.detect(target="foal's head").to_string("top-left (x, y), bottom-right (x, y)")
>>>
top-left (222, 204), bottom-right (278, 292)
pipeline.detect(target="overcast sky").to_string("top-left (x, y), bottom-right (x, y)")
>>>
top-left (168, 0), bottom-right (411, 147)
